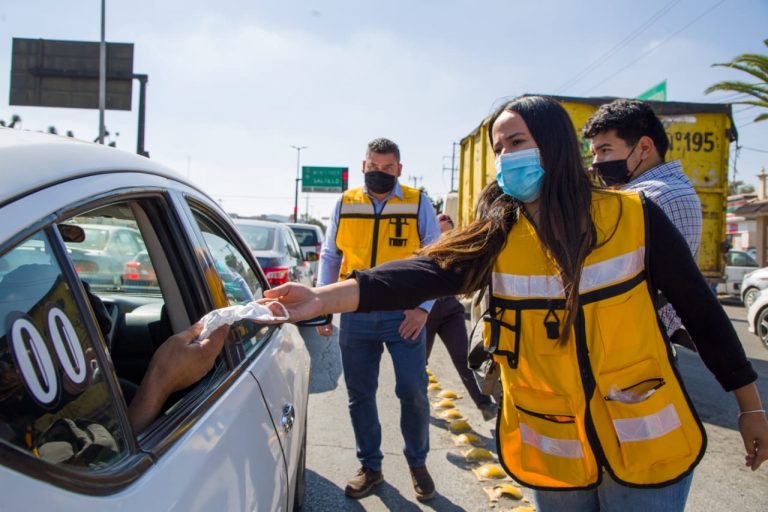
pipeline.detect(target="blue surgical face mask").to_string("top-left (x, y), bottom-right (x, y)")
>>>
top-left (495, 148), bottom-right (545, 203)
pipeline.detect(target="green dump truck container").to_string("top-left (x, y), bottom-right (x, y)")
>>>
top-left (458, 94), bottom-right (736, 280)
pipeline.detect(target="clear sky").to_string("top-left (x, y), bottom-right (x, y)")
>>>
top-left (1, 0), bottom-right (767, 220)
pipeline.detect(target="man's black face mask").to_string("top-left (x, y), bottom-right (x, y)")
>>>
top-left (365, 171), bottom-right (397, 194)
top-left (591, 143), bottom-right (641, 186)
top-left (592, 159), bottom-right (632, 186)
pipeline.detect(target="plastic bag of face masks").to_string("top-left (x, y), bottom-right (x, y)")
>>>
top-left (197, 301), bottom-right (289, 342)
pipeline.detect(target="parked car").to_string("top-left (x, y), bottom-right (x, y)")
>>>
top-left (717, 250), bottom-right (759, 296)
top-left (741, 266), bottom-right (768, 308)
top-left (66, 224), bottom-right (146, 288)
top-left (0, 128), bottom-right (318, 511)
top-left (235, 219), bottom-right (314, 288)
top-left (286, 223), bottom-right (324, 283)
top-left (121, 250), bottom-right (158, 289)
top-left (747, 287), bottom-right (768, 351)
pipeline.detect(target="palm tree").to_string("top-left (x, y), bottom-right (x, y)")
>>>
top-left (705, 39), bottom-right (768, 124)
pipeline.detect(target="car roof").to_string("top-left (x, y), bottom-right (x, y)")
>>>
top-left (234, 218), bottom-right (282, 228)
top-left (0, 128), bottom-right (186, 207)
top-left (286, 222), bottom-right (320, 230)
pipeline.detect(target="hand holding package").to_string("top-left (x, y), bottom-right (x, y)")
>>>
top-left (198, 301), bottom-right (289, 341)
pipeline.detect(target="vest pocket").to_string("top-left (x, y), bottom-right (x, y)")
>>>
top-left (512, 388), bottom-right (590, 485)
top-left (597, 358), bottom-right (691, 471)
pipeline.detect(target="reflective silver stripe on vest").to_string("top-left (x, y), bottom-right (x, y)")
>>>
top-left (339, 203), bottom-right (375, 215)
top-left (520, 423), bottom-right (585, 459)
top-left (381, 203), bottom-right (419, 215)
top-left (492, 247), bottom-right (645, 298)
top-left (612, 403), bottom-right (681, 443)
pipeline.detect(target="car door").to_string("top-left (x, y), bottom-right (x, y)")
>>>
top-left (0, 177), bottom-right (289, 511)
top-left (182, 200), bottom-right (310, 511)
top-left (726, 250), bottom-right (759, 294)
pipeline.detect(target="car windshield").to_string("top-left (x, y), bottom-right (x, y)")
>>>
top-left (291, 228), bottom-right (317, 245)
top-left (237, 224), bottom-right (276, 251)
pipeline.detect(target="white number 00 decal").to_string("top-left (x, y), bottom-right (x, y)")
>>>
top-left (10, 307), bottom-right (88, 406)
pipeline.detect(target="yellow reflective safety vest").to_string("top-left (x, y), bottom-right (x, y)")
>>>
top-left (335, 185), bottom-right (422, 280)
top-left (485, 191), bottom-right (705, 490)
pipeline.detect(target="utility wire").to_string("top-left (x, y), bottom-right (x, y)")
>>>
top-left (554, 0), bottom-right (681, 94)
top-left (582, 0), bottom-right (727, 95)
top-left (742, 146), bottom-right (768, 154)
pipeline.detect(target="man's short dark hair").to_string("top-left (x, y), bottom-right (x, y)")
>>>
top-left (367, 138), bottom-right (400, 161)
top-left (582, 99), bottom-right (669, 160)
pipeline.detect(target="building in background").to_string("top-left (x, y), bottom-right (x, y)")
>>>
top-left (733, 168), bottom-right (768, 265)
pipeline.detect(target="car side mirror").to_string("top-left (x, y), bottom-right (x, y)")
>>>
top-left (305, 252), bottom-right (319, 262)
top-left (58, 224), bottom-right (85, 243)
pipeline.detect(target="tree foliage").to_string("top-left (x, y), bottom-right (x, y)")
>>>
top-left (705, 39), bottom-right (768, 124)
top-left (729, 180), bottom-right (756, 195)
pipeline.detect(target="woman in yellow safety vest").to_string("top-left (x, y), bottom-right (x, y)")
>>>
top-left (264, 95), bottom-right (767, 511)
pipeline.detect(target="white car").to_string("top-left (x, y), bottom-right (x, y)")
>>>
top-left (286, 223), bottom-right (325, 283)
top-left (747, 287), bottom-right (768, 351)
top-left (740, 266), bottom-right (768, 308)
top-left (0, 128), bottom-right (316, 511)
top-left (717, 250), bottom-right (760, 296)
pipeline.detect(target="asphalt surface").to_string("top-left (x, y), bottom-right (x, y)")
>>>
top-left (299, 298), bottom-right (768, 511)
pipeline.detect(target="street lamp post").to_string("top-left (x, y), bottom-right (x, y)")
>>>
top-left (290, 145), bottom-right (307, 222)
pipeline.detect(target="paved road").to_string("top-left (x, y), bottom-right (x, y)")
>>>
top-left (300, 299), bottom-right (768, 511)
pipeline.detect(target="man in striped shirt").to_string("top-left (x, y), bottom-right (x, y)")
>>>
top-left (583, 99), bottom-right (701, 350)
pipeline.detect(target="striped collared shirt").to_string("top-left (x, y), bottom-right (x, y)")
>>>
top-left (623, 160), bottom-right (701, 335)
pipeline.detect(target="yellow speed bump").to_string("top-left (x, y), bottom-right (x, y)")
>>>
top-left (463, 447), bottom-right (494, 462)
top-left (482, 483), bottom-right (523, 502)
top-left (472, 463), bottom-right (508, 481)
top-left (437, 389), bottom-right (459, 399)
top-left (433, 399), bottom-right (455, 410)
top-left (427, 383), bottom-right (442, 392)
top-left (448, 419), bottom-right (472, 433)
top-left (428, 375), bottom-right (438, 383)
top-left (452, 433), bottom-right (483, 446)
top-left (509, 507), bottom-right (536, 512)
top-left (426, 368), bottom-right (433, 376)
top-left (439, 409), bottom-right (464, 420)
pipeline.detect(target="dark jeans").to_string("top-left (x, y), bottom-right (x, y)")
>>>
top-left (426, 297), bottom-right (492, 408)
top-left (339, 310), bottom-right (430, 470)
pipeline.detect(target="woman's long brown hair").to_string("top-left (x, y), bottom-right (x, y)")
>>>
top-left (420, 95), bottom-right (601, 344)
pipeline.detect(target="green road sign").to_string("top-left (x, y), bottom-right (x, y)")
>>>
top-left (637, 80), bottom-right (667, 102)
top-left (302, 166), bottom-right (348, 193)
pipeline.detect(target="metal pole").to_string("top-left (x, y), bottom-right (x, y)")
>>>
top-left (134, 74), bottom-right (148, 156)
top-left (290, 145), bottom-right (307, 222)
top-left (98, 0), bottom-right (106, 144)
top-left (450, 142), bottom-right (458, 192)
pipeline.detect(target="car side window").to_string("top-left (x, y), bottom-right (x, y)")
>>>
top-left (0, 231), bottom-right (130, 471)
top-left (190, 210), bottom-right (263, 306)
top-left (285, 230), bottom-right (302, 260)
top-left (731, 251), bottom-right (758, 267)
top-left (188, 207), bottom-right (274, 357)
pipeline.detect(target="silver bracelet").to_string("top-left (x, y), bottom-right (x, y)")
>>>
top-left (738, 409), bottom-right (766, 419)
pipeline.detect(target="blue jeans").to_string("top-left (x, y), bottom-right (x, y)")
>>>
top-left (533, 471), bottom-right (693, 512)
top-left (339, 310), bottom-right (430, 470)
